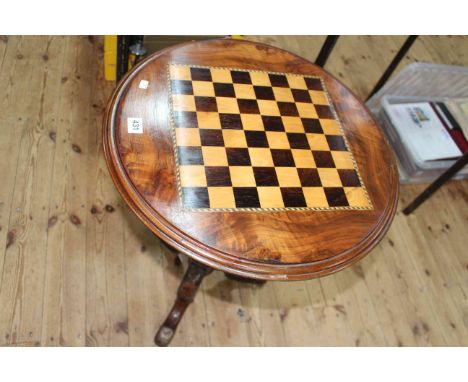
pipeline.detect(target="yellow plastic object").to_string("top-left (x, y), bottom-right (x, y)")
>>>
top-left (104, 35), bottom-right (117, 81)
top-left (231, 35), bottom-right (245, 40)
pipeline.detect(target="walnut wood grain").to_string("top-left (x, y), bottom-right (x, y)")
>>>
top-left (103, 38), bottom-right (399, 281)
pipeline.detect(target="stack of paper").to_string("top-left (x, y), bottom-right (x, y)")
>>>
top-left (380, 97), bottom-right (468, 181)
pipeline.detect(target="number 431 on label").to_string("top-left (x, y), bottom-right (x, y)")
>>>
top-left (127, 117), bottom-right (143, 134)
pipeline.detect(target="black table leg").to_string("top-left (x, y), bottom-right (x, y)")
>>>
top-left (366, 35), bottom-right (418, 101)
top-left (315, 35), bottom-right (339, 68)
top-left (403, 152), bottom-right (468, 215)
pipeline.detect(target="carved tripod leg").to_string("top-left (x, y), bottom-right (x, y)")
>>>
top-left (155, 260), bottom-right (213, 346)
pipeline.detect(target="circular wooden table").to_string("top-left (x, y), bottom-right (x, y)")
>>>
top-left (103, 38), bottom-right (399, 346)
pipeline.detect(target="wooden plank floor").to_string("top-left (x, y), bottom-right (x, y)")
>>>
top-left (0, 35), bottom-right (467, 347)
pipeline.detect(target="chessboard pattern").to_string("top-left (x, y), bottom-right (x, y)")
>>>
top-left (167, 64), bottom-right (373, 211)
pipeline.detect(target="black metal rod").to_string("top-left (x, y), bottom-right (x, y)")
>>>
top-left (403, 152), bottom-right (468, 215)
top-left (116, 35), bottom-right (130, 82)
top-left (366, 35), bottom-right (418, 101)
top-left (315, 35), bottom-right (340, 67)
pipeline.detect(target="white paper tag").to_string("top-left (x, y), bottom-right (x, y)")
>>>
top-left (138, 80), bottom-right (149, 89)
top-left (127, 117), bottom-right (143, 134)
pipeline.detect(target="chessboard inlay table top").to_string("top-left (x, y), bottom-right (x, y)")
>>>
top-left (169, 64), bottom-right (372, 211)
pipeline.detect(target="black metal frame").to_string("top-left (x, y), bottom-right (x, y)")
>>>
top-left (403, 152), bottom-right (468, 215)
top-left (315, 35), bottom-right (339, 67)
top-left (366, 35), bottom-right (418, 101)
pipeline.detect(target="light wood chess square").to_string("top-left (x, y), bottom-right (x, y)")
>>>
top-left (291, 149), bottom-right (316, 168)
top-left (248, 148), bottom-right (274, 167)
top-left (196, 112), bottom-right (221, 129)
top-left (296, 102), bottom-right (318, 118)
top-left (250, 71), bottom-right (271, 86)
top-left (318, 168), bottom-right (342, 187)
top-left (176, 128), bottom-right (201, 146)
top-left (286, 75), bottom-right (308, 90)
top-left (234, 84), bottom-right (256, 99)
top-left (216, 97), bottom-right (240, 114)
top-left (307, 133), bottom-right (330, 150)
top-left (241, 114), bottom-right (264, 130)
top-left (208, 187), bottom-right (236, 208)
top-left (192, 81), bottom-right (215, 97)
top-left (210, 68), bottom-right (232, 83)
top-left (282, 116), bottom-right (304, 133)
top-left (303, 187), bottom-right (329, 207)
top-left (309, 90), bottom-right (329, 105)
top-left (229, 166), bottom-right (256, 187)
top-left (276, 167), bottom-right (301, 187)
top-left (257, 187), bottom-right (284, 208)
top-left (273, 87), bottom-right (294, 102)
top-left (223, 130), bottom-right (247, 147)
top-left (266, 131), bottom-right (290, 149)
top-left (202, 147), bottom-right (228, 166)
top-left (344, 187), bottom-right (370, 207)
top-left (172, 94), bottom-right (196, 112)
top-left (332, 151), bottom-right (355, 169)
top-left (179, 165), bottom-right (207, 187)
top-left (320, 119), bottom-right (341, 135)
top-left (258, 100), bottom-right (280, 116)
